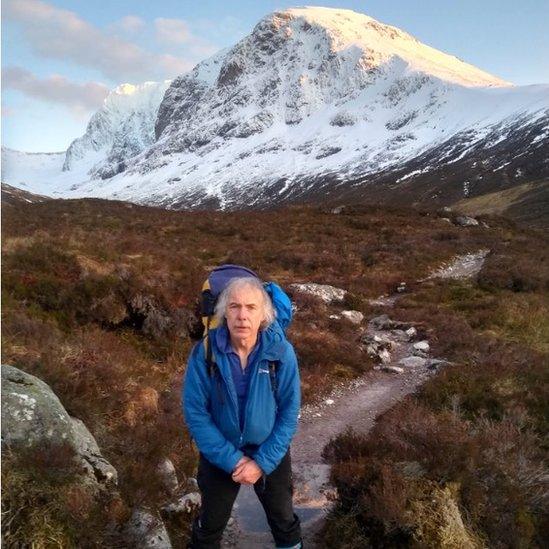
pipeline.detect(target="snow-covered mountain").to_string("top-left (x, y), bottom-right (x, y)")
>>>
top-left (2, 7), bottom-right (548, 210)
top-left (1, 148), bottom-right (65, 193)
top-left (1, 81), bottom-right (170, 195)
top-left (63, 81), bottom-right (171, 179)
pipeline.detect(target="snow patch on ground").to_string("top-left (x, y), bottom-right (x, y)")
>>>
top-left (423, 249), bottom-right (491, 281)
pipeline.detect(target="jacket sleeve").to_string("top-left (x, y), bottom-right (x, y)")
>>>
top-left (264, 282), bottom-right (293, 333)
top-left (252, 343), bottom-right (301, 475)
top-left (182, 342), bottom-right (244, 474)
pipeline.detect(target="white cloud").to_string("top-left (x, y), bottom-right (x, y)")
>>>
top-left (154, 17), bottom-right (219, 58)
top-left (3, 66), bottom-right (109, 114)
top-left (118, 15), bottom-right (145, 33)
top-left (3, 0), bottom-right (191, 81)
top-left (155, 17), bottom-right (191, 45)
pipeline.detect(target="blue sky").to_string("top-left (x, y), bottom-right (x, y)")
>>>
top-left (2, 0), bottom-right (548, 152)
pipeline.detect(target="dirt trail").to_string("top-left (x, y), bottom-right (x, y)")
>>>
top-left (225, 326), bottom-right (432, 548)
top-left (222, 250), bottom-right (488, 548)
top-left (422, 248), bottom-right (490, 281)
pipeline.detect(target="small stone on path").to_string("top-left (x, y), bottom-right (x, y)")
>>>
top-left (399, 356), bottom-right (427, 368)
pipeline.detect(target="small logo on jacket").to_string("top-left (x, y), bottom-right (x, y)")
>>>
top-left (258, 368), bottom-right (270, 374)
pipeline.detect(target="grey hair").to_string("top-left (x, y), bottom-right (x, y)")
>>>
top-left (214, 277), bottom-right (276, 329)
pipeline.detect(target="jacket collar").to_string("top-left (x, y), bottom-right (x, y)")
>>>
top-left (212, 322), bottom-right (286, 362)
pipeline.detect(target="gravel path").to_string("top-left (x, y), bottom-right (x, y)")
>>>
top-left (221, 250), bottom-right (486, 548)
top-left (224, 319), bottom-right (434, 548)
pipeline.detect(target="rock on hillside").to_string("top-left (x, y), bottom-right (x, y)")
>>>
top-left (1, 364), bottom-right (117, 489)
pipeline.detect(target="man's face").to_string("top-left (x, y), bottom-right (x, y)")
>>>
top-left (225, 284), bottom-right (265, 344)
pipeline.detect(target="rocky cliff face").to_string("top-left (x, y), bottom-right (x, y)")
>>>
top-left (118, 7), bottom-right (547, 209)
top-left (63, 81), bottom-right (171, 179)
top-left (153, 6), bottom-right (509, 153)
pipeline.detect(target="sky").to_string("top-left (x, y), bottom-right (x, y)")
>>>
top-left (2, 0), bottom-right (548, 153)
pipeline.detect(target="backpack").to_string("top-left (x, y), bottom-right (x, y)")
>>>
top-left (200, 264), bottom-right (293, 395)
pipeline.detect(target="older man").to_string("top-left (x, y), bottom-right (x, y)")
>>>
top-left (183, 276), bottom-right (302, 549)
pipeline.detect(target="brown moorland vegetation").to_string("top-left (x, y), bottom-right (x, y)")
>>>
top-left (322, 238), bottom-right (548, 547)
top-left (2, 195), bottom-right (547, 546)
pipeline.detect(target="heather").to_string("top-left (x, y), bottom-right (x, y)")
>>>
top-left (2, 196), bottom-right (547, 546)
top-left (321, 231), bottom-right (548, 547)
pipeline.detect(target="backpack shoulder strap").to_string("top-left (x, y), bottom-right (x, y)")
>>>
top-left (203, 334), bottom-right (225, 405)
top-left (203, 333), bottom-right (216, 377)
top-left (268, 360), bottom-right (278, 395)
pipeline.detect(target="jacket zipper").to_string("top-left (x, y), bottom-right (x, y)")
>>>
top-left (213, 338), bottom-right (271, 449)
top-left (240, 359), bottom-right (260, 446)
top-left (241, 355), bottom-right (273, 447)
top-left (214, 354), bottom-right (240, 433)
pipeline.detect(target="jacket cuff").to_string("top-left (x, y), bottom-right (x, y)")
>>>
top-left (226, 450), bottom-right (245, 473)
top-left (252, 453), bottom-right (274, 476)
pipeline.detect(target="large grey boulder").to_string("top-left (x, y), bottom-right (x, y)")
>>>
top-left (289, 283), bottom-right (347, 304)
top-left (361, 333), bottom-right (395, 364)
top-left (424, 249), bottom-right (490, 281)
top-left (2, 364), bottom-right (75, 447)
top-left (1, 364), bottom-right (117, 488)
top-left (405, 327), bottom-right (418, 340)
top-left (398, 356), bottom-right (428, 368)
top-left (341, 310), bottom-right (364, 324)
top-left (413, 340), bottom-right (430, 356)
top-left (455, 215), bottom-right (479, 227)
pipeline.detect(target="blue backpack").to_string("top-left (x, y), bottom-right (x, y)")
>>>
top-left (200, 264), bottom-right (292, 393)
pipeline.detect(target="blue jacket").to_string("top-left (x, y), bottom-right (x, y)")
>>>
top-left (183, 319), bottom-right (301, 475)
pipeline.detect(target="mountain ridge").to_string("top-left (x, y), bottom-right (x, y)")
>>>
top-left (2, 6), bottom-right (547, 213)
top-left (62, 80), bottom-right (171, 178)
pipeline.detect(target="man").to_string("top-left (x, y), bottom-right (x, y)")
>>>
top-left (183, 276), bottom-right (302, 548)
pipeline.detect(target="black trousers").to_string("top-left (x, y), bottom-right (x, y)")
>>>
top-left (189, 450), bottom-right (302, 548)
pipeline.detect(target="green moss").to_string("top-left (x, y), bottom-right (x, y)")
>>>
top-left (1, 444), bottom-right (114, 547)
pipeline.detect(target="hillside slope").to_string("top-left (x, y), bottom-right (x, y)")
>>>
top-left (2, 7), bottom-right (548, 214)
top-left (2, 195), bottom-right (547, 547)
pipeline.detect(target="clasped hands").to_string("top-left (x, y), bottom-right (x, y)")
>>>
top-left (232, 456), bottom-right (263, 485)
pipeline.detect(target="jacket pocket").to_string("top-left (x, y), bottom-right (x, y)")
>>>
top-left (244, 370), bottom-right (277, 443)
